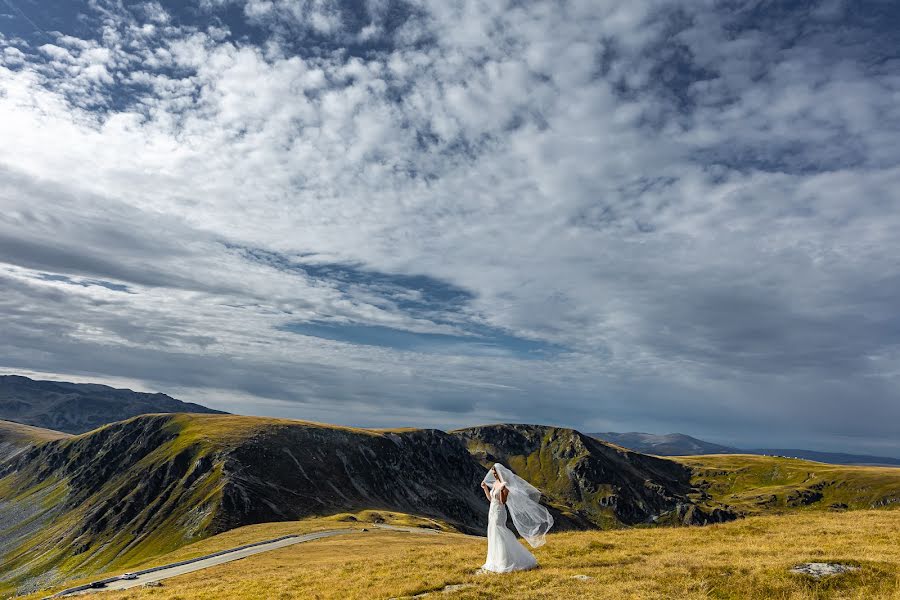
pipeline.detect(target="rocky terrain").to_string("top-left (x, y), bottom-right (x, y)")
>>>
top-left (3, 415), bottom-right (898, 597)
top-left (673, 454), bottom-right (900, 515)
top-left (0, 415), bottom-right (730, 596)
top-left (0, 375), bottom-right (224, 434)
top-left (454, 425), bottom-right (734, 528)
top-left (0, 415), bottom-right (485, 595)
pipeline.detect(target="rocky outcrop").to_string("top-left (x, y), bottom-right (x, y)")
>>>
top-left (786, 488), bottom-right (824, 507)
top-left (212, 426), bottom-right (488, 534)
top-left (454, 424), bottom-right (736, 528)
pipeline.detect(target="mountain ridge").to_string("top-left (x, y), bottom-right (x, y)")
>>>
top-left (454, 424), bottom-right (733, 528)
top-left (591, 431), bottom-right (900, 466)
top-left (0, 414), bottom-right (729, 596)
top-left (0, 375), bottom-right (225, 434)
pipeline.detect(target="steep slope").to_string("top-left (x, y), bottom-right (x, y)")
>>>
top-left (0, 414), bottom-right (488, 596)
top-left (0, 415), bottom-right (741, 597)
top-left (454, 424), bottom-right (735, 529)
top-left (0, 375), bottom-right (225, 434)
top-left (590, 431), bottom-right (739, 456)
top-left (0, 419), bottom-right (69, 464)
top-left (13, 417), bottom-right (894, 597)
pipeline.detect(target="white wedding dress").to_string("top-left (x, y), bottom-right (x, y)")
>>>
top-left (481, 485), bottom-right (539, 573)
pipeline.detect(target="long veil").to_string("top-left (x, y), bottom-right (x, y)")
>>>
top-left (483, 463), bottom-right (554, 547)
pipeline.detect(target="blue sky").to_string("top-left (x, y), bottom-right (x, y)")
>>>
top-left (0, 0), bottom-right (899, 456)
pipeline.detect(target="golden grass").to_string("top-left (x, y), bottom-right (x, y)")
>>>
top-left (20, 511), bottom-right (456, 600)
top-left (0, 419), bottom-right (70, 443)
top-left (56, 413), bottom-right (383, 449)
top-left (38, 508), bottom-right (900, 600)
top-left (164, 413), bottom-right (385, 452)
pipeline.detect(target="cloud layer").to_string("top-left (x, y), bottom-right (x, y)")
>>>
top-left (1, 0), bottom-right (899, 455)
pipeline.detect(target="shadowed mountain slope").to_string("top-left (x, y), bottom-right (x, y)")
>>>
top-left (1, 415), bottom-right (729, 596)
top-left (453, 424), bottom-right (734, 528)
top-left (0, 375), bottom-right (225, 434)
top-left (0, 414), bottom-right (487, 596)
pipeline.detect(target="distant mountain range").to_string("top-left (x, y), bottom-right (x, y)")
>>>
top-left (591, 432), bottom-right (736, 456)
top-left (0, 375), bottom-right (225, 434)
top-left (591, 431), bottom-right (900, 467)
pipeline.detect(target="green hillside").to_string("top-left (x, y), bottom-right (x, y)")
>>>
top-left (673, 454), bottom-right (900, 515)
top-left (453, 424), bottom-right (735, 528)
top-left (0, 419), bottom-right (70, 445)
top-left (0, 413), bottom-right (487, 597)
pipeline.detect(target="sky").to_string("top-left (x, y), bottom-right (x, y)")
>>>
top-left (0, 0), bottom-right (899, 457)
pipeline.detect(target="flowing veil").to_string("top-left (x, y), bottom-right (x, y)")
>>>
top-left (482, 463), bottom-right (554, 547)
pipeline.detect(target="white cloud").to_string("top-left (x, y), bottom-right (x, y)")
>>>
top-left (0, 0), bottom-right (898, 454)
top-left (39, 43), bottom-right (74, 61)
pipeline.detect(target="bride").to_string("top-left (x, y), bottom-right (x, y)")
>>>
top-left (479, 463), bottom-right (554, 573)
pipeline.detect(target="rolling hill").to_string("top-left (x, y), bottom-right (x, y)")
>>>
top-left (3, 415), bottom-right (899, 597)
top-left (0, 419), bottom-right (70, 463)
top-left (746, 448), bottom-right (900, 467)
top-left (0, 375), bottom-right (225, 434)
top-left (673, 454), bottom-right (900, 515)
top-left (1, 415), bottom-right (723, 596)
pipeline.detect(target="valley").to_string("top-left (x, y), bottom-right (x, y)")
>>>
top-left (2, 414), bottom-right (899, 599)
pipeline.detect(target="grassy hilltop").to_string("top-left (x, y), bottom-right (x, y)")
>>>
top-left (2, 414), bottom-right (750, 596)
top-left (0, 419), bottom-right (70, 462)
